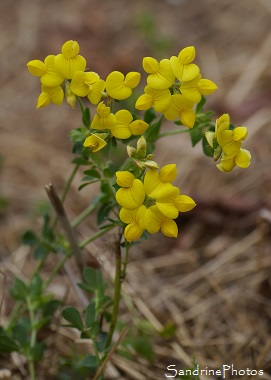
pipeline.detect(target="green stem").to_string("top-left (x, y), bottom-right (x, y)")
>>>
top-left (79, 225), bottom-right (116, 249)
top-left (71, 200), bottom-right (98, 228)
top-left (61, 163), bottom-right (80, 203)
top-left (27, 297), bottom-right (37, 380)
top-left (157, 128), bottom-right (189, 139)
top-left (77, 96), bottom-right (85, 118)
top-left (42, 251), bottom-right (71, 290)
top-left (106, 234), bottom-right (122, 348)
top-left (121, 241), bottom-right (130, 280)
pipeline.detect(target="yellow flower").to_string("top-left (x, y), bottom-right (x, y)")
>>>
top-left (119, 205), bottom-right (147, 242)
top-left (27, 55), bottom-right (65, 87)
top-left (142, 57), bottom-right (175, 89)
top-left (116, 172), bottom-right (145, 209)
top-left (110, 110), bottom-right (149, 139)
top-left (145, 205), bottom-right (178, 238)
top-left (155, 185), bottom-right (196, 219)
top-left (179, 74), bottom-right (218, 103)
top-left (70, 71), bottom-right (100, 97)
top-left (135, 85), bottom-right (171, 113)
top-left (36, 85), bottom-right (64, 108)
top-left (163, 94), bottom-right (195, 128)
top-left (217, 126), bottom-right (248, 156)
top-left (170, 46), bottom-right (200, 82)
top-left (87, 79), bottom-right (106, 105)
top-left (83, 133), bottom-right (107, 152)
top-left (106, 71), bottom-right (140, 100)
top-left (144, 164), bottom-right (177, 198)
top-left (55, 40), bottom-right (86, 79)
top-left (91, 102), bottom-right (116, 130)
top-left (217, 148), bottom-right (251, 172)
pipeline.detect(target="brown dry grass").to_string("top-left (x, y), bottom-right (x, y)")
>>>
top-left (1, 0), bottom-right (271, 379)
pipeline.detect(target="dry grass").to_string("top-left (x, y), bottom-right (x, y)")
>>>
top-left (1, 0), bottom-right (271, 379)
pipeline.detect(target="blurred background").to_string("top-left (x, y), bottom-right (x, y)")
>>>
top-left (1, 0), bottom-right (271, 378)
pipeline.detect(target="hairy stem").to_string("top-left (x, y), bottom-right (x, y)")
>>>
top-left (106, 232), bottom-right (122, 348)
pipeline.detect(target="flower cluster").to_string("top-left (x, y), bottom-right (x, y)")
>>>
top-left (135, 46), bottom-right (217, 128)
top-left (115, 163), bottom-right (196, 242)
top-left (205, 114), bottom-right (251, 172)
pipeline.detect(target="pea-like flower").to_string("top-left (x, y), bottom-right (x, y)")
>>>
top-left (106, 71), bottom-right (141, 100)
top-left (91, 102), bottom-right (116, 130)
top-left (180, 74), bottom-right (218, 103)
top-left (205, 114), bottom-right (251, 172)
top-left (110, 110), bottom-right (149, 139)
top-left (170, 46), bottom-right (200, 82)
top-left (145, 206), bottom-right (178, 238)
top-left (144, 164), bottom-right (177, 198)
top-left (55, 40), bottom-right (86, 79)
top-left (216, 149), bottom-right (251, 172)
top-left (83, 133), bottom-right (107, 153)
top-left (135, 85), bottom-right (171, 113)
top-left (119, 205), bottom-right (147, 242)
top-left (115, 172), bottom-right (145, 209)
top-left (27, 55), bottom-right (65, 87)
top-left (36, 85), bottom-right (64, 108)
top-left (163, 94), bottom-right (196, 128)
top-left (142, 57), bottom-right (175, 89)
top-left (70, 71), bottom-right (100, 97)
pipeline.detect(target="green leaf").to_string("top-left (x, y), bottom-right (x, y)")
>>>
top-left (85, 302), bottom-right (96, 328)
top-left (202, 135), bottom-right (214, 157)
top-left (196, 96), bottom-right (206, 114)
top-left (33, 244), bottom-right (47, 260)
top-left (30, 342), bottom-right (45, 362)
top-left (80, 354), bottom-right (98, 369)
top-left (22, 230), bottom-right (38, 246)
top-left (0, 335), bottom-right (19, 353)
top-left (9, 277), bottom-right (29, 301)
top-left (82, 107), bottom-right (91, 128)
top-left (143, 107), bottom-right (156, 124)
top-left (83, 268), bottom-right (103, 289)
top-left (12, 323), bottom-right (29, 348)
top-left (144, 116), bottom-right (163, 143)
top-left (96, 332), bottom-right (108, 352)
top-left (62, 307), bottom-right (85, 331)
top-left (29, 273), bottom-right (43, 298)
top-left (72, 141), bottom-right (84, 155)
top-left (189, 126), bottom-right (203, 147)
top-left (97, 203), bottom-right (112, 225)
top-left (83, 169), bottom-right (101, 179)
top-left (72, 156), bottom-right (90, 166)
top-left (42, 300), bottom-right (61, 318)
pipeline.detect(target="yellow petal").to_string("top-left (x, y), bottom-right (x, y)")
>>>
top-left (178, 46), bottom-right (196, 64)
top-left (129, 120), bottom-right (149, 135)
top-left (205, 131), bottom-right (215, 148)
top-left (235, 148), bottom-right (251, 168)
top-left (83, 134), bottom-right (107, 152)
top-left (37, 92), bottom-right (50, 108)
top-left (61, 40), bottom-right (80, 58)
top-left (159, 164), bottom-right (177, 183)
top-left (161, 218), bottom-right (178, 238)
top-left (180, 109), bottom-right (196, 129)
top-left (87, 79), bottom-right (106, 105)
top-left (116, 171), bottom-right (135, 187)
top-left (174, 195), bottom-right (196, 212)
top-left (233, 127), bottom-right (248, 142)
top-left (124, 223), bottom-right (144, 242)
top-left (116, 179), bottom-right (145, 209)
top-left (142, 57), bottom-right (159, 73)
top-left (198, 78), bottom-right (218, 95)
top-left (135, 94), bottom-right (153, 110)
top-left (27, 60), bottom-right (46, 76)
top-left (144, 170), bottom-right (160, 195)
top-left (125, 72), bottom-right (141, 88)
top-left (145, 206), bottom-right (163, 234)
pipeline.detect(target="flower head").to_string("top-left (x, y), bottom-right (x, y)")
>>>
top-left (106, 71), bottom-right (140, 100)
top-left (119, 206), bottom-right (147, 242)
top-left (83, 133), bottom-right (107, 152)
top-left (143, 57), bottom-right (175, 89)
top-left (36, 85), bottom-right (64, 108)
top-left (55, 40), bottom-right (86, 79)
top-left (116, 172), bottom-right (145, 209)
top-left (170, 46), bottom-right (200, 82)
top-left (91, 102), bottom-right (116, 130)
top-left (27, 55), bottom-right (65, 87)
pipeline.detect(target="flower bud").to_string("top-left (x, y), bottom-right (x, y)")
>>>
top-left (136, 136), bottom-right (147, 158)
top-left (65, 81), bottom-right (77, 109)
top-left (127, 145), bottom-right (137, 157)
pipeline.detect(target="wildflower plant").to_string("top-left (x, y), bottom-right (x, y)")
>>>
top-left (1, 40), bottom-right (251, 378)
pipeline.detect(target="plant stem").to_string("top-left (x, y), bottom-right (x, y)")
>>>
top-left (121, 241), bottom-right (130, 280)
top-left (61, 163), bottom-right (80, 203)
top-left (45, 183), bottom-right (85, 276)
top-left (106, 232), bottom-right (122, 348)
top-left (71, 200), bottom-right (99, 228)
top-left (157, 128), bottom-right (189, 139)
top-left (79, 225), bottom-right (116, 248)
top-left (27, 297), bottom-right (36, 380)
top-left (42, 251), bottom-right (71, 290)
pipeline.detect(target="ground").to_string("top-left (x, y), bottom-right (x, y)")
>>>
top-left (1, 0), bottom-right (271, 379)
